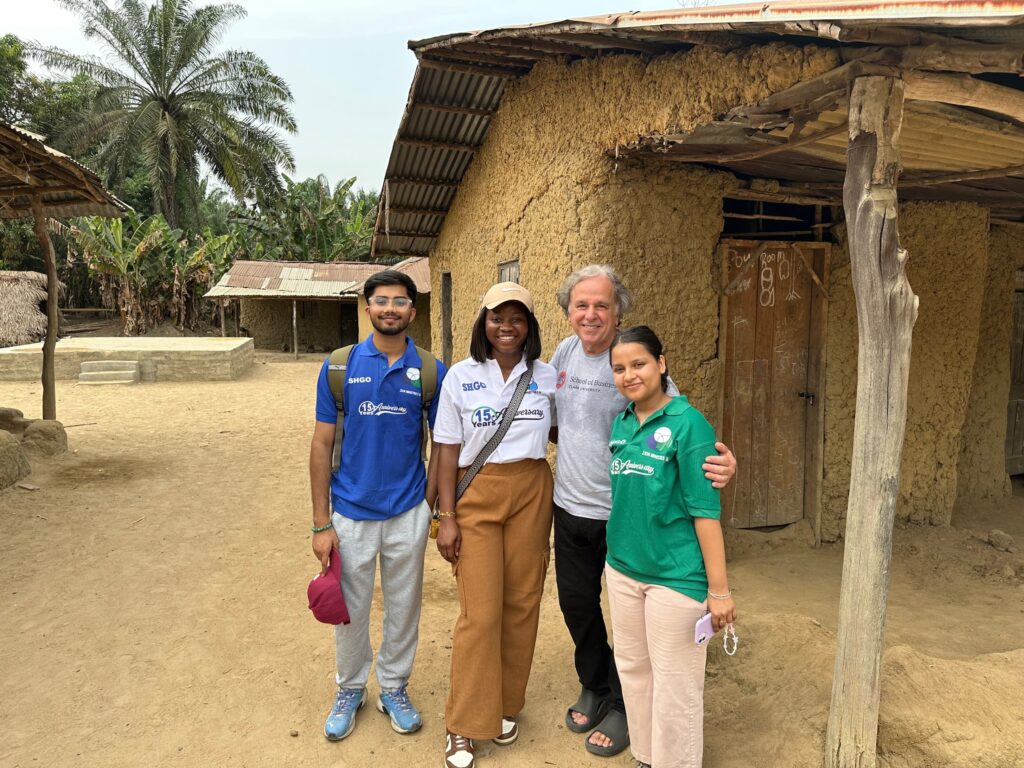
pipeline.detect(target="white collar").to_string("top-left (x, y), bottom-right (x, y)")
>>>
top-left (473, 355), bottom-right (528, 379)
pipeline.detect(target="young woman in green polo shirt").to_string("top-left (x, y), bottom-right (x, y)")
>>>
top-left (605, 325), bottom-right (737, 768)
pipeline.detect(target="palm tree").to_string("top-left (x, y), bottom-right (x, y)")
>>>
top-left (230, 175), bottom-right (378, 262)
top-left (34, 0), bottom-right (297, 229)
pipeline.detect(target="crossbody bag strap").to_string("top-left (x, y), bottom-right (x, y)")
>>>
top-left (455, 361), bottom-right (534, 502)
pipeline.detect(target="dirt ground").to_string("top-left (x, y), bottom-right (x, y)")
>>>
top-left (2, 354), bottom-right (1022, 768)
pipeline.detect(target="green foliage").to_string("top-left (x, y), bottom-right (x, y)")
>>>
top-left (0, 221), bottom-right (42, 272)
top-left (27, 73), bottom-right (97, 145)
top-left (0, 34), bottom-right (33, 127)
top-left (196, 178), bottom-right (236, 235)
top-left (33, 0), bottom-right (298, 229)
top-left (231, 175), bottom-right (378, 262)
top-left (0, 34), bottom-right (96, 142)
top-left (66, 211), bottom-right (239, 333)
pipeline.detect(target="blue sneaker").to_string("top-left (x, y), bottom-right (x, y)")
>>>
top-left (376, 685), bottom-right (422, 734)
top-left (324, 687), bottom-right (366, 741)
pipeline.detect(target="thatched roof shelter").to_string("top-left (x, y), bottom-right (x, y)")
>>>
top-left (0, 123), bottom-right (127, 219)
top-left (0, 271), bottom-right (63, 348)
top-left (0, 119), bottom-right (124, 419)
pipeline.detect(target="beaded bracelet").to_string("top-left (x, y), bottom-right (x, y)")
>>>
top-left (311, 522), bottom-right (333, 533)
top-left (708, 589), bottom-right (732, 600)
top-left (437, 510), bottom-right (456, 519)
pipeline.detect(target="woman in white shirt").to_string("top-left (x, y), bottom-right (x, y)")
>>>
top-left (433, 282), bottom-right (557, 768)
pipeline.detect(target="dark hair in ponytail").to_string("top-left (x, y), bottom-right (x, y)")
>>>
top-left (609, 325), bottom-right (669, 392)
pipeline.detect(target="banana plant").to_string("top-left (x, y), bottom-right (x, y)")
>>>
top-left (67, 213), bottom-right (179, 334)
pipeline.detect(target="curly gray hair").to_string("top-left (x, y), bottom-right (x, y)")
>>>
top-left (556, 264), bottom-right (633, 316)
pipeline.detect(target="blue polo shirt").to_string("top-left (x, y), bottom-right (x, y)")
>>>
top-left (315, 336), bottom-right (447, 521)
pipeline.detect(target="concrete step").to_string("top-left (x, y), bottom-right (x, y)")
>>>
top-left (78, 370), bottom-right (140, 385)
top-left (80, 360), bottom-right (140, 374)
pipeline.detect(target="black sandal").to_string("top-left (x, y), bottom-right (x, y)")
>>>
top-left (565, 688), bottom-right (609, 734)
top-left (585, 709), bottom-right (630, 757)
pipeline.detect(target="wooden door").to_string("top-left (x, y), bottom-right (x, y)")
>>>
top-left (719, 240), bottom-right (829, 529)
top-left (1005, 289), bottom-right (1024, 475)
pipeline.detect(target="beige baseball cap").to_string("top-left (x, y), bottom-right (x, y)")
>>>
top-left (480, 282), bottom-right (535, 314)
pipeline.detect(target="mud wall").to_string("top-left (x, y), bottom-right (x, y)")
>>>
top-left (409, 295), bottom-right (432, 352)
top-left (821, 202), bottom-right (990, 539)
top-left (956, 224), bottom-right (1024, 506)
top-left (240, 299), bottom-right (353, 352)
top-left (430, 44), bottom-right (839, 420)
top-left (426, 43), bottom-right (999, 536)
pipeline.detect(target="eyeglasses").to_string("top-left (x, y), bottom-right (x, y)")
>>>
top-left (369, 296), bottom-right (412, 308)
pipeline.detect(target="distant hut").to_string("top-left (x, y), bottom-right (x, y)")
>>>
top-left (0, 271), bottom-right (63, 349)
top-left (205, 256), bottom-right (432, 354)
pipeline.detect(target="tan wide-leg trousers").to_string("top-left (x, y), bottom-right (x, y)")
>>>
top-left (606, 564), bottom-right (709, 768)
top-left (445, 459), bottom-right (553, 739)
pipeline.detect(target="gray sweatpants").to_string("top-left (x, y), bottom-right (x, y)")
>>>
top-left (331, 500), bottom-right (431, 691)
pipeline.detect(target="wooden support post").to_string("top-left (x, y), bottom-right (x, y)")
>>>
top-left (219, 301), bottom-right (227, 337)
top-left (824, 76), bottom-right (919, 768)
top-left (234, 300), bottom-right (241, 336)
top-left (292, 300), bottom-right (299, 359)
top-left (30, 196), bottom-right (58, 421)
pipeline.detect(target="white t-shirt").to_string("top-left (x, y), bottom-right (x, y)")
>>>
top-left (433, 355), bottom-right (557, 468)
top-left (550, 334), bottom-right (680, 520)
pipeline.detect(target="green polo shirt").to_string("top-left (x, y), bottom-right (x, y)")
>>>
top-left (606, 395), bottom-right (721, 602)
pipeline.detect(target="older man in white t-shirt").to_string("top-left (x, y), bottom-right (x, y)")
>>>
top-left (548, 264), bottom-right (736, 758)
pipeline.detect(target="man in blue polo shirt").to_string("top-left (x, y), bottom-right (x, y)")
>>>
top-left (309, 269), bottom-right (447, 742)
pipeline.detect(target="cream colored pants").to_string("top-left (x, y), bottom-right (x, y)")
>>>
top-left (606, 564), bottom-right (708, 768)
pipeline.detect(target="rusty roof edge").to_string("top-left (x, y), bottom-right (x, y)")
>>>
top-left (409, 2), bottom-right (1024, 51)
top-left (372, 63), bottom-right (427, 259)
top-left (382, 2), bottom-right (1024, 259)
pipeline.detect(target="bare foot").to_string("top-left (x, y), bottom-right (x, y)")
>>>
top-left (570, 709), bottom-right (590, 727)
top-left (588, 729), bottom-right (614, 748)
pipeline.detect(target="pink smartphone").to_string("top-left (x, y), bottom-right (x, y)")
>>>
top-left (694, 612), bottom-right (715, 646)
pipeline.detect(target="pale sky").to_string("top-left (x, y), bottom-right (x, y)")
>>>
top-left (2, 0), bottom-right (732, 194)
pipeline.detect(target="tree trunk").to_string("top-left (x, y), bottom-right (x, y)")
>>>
top-left (30, 196), bottom-right (59, 421)
top-left (824, 76), bottom-right (919, 767)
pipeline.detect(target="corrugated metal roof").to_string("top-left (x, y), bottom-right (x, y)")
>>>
top-left (371, 0), bottom-right (1024, 256)
top-left (0, 121), bottom-right (128, 220)
top-left (205, 258), bottom-right (431, 300)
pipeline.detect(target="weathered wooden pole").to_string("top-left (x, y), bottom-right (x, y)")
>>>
top-left (824, 76), bottom-right (919, 768)
top-left (292, 299), bottom-right (299, 359)
top-left (219, 301), bottom-right (227, 337)
top-left (30, 195), bottom-right (58, 421)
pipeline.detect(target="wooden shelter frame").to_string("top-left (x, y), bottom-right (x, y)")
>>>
top-left (616, 51), bottom-right (1023, 767)
top-left (0, 122), bottom-right (126, 420)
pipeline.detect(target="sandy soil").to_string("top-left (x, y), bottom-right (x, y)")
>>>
top-left (2, 354), bottom-right (1022, 768)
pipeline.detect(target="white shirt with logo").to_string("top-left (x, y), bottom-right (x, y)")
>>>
top-left (433, 355), bottom-right (557, 468)
top-left (550, 335), bottom-right (679, 520)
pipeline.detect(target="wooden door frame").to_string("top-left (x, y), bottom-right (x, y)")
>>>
top-left (717, 239), bottom-right (830, 544)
